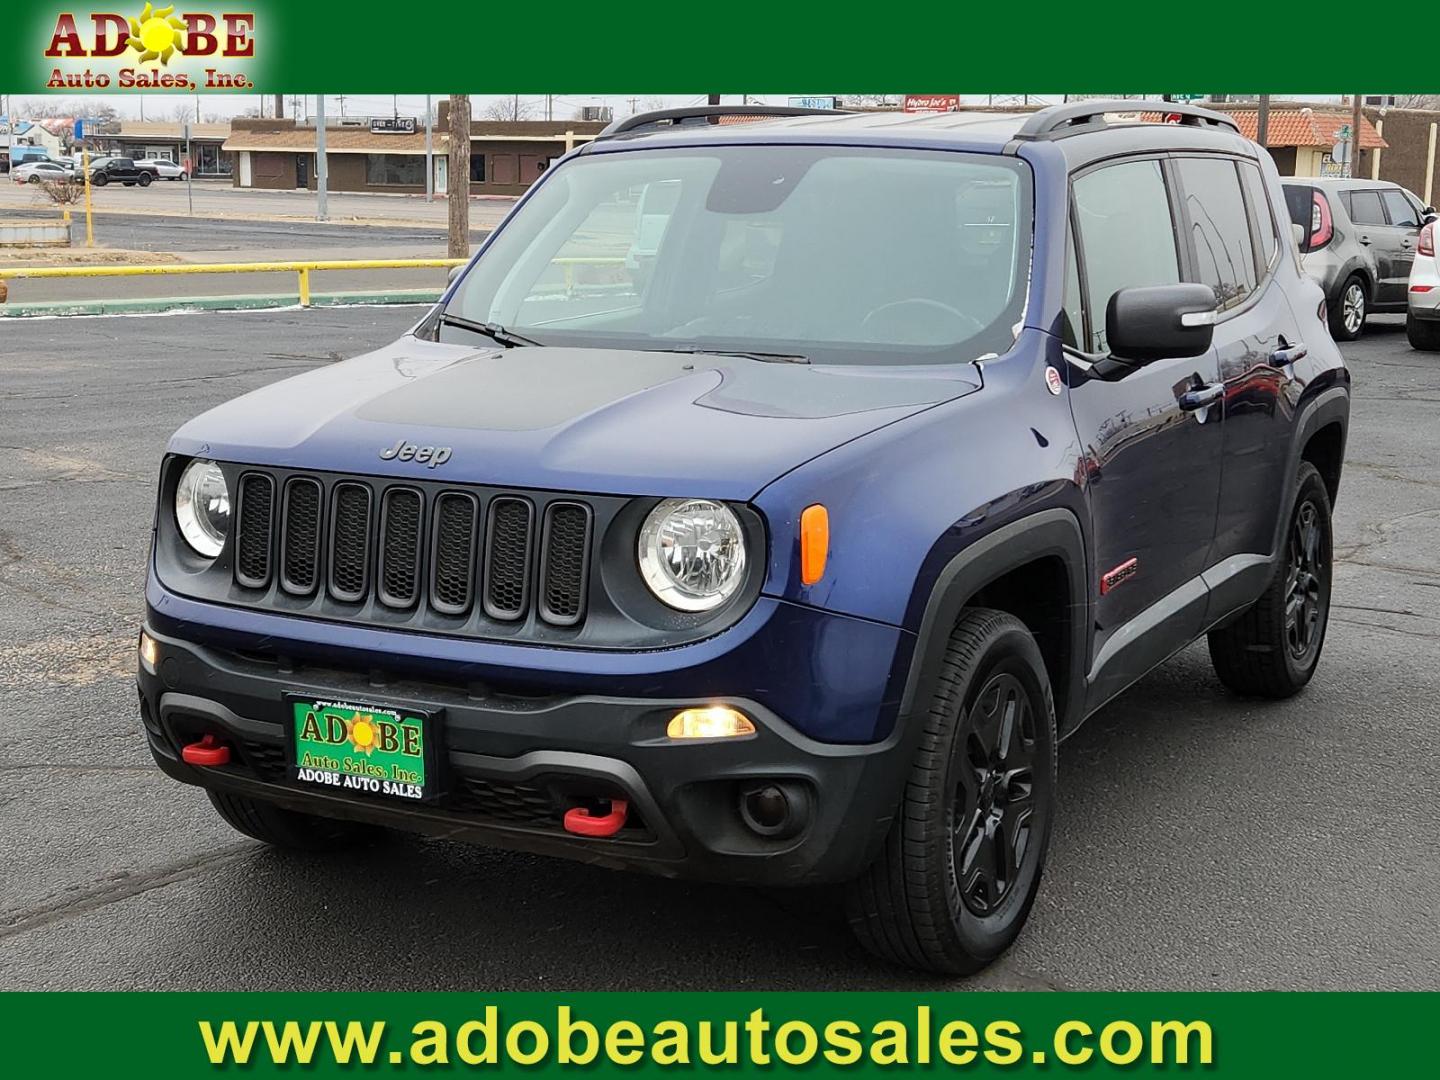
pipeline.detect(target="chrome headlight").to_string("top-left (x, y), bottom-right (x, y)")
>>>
top-left (637, 498), bottom-right (747, 612)
top-left (174, 459), bottom-right (230, 558)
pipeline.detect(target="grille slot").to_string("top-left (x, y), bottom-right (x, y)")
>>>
top-left (445, 777), bottom-right (559, 826)
top-left (327, 482), bottom-right (373, 603)
top-left (483, 497), bottom-right (534, 621)
top-left (377, 488), bottom-right (424, 608)
top-left (429, 492), bottom-right (479, 616)
top-left (280, 478), bottom-right (323, 595)
top-left (538, 502), bottom-right (592, 626)
top-left (234, 473), bottom-right (275, 589)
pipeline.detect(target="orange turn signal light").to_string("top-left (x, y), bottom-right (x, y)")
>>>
top-left (800, 503), bottom-right (829, 586)
top-left (667, 707), bottom-right (756, 740)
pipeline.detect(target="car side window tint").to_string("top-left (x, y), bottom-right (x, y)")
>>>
top-left (1348, 189), bottom-right (1386, 226)
top-left (1061, 223), bottom-right (1083, 348)
top-left (1239, 162), bottom-right (1278, 266)
top-left (1381, 190), bottom-right (1419, 228)
top-left (1072, 159), bottom-right (1180, 353)
top-left (1176, 158), bottom-right (1258, 311)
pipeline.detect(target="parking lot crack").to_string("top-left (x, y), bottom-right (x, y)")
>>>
top-left (0, 844), bottom-right (256, 942)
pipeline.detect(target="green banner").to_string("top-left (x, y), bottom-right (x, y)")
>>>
top-left (2, 1), bottom-right (1435, 93)
top-left (1, 993), bottom-right (1435, 1075)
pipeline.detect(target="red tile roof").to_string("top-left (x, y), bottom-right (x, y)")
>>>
top-left (1220, 108), bottom-right (1386, 150)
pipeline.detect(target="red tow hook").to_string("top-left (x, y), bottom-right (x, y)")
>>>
top-left (563, 798), bottom-right (629, 838)
top-left (181, 733), bottom-right (231, 767)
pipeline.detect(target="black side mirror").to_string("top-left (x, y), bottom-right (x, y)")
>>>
top-left (1104, 283), bottom-right (1217, 369)
top-left (1423, 208), bottom-right (1438, 225)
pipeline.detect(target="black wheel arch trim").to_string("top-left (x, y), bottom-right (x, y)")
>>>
top-left (1273, 384), bottom-right (1349, 558)
top-left (895, 509), bottom-right (1089, 742)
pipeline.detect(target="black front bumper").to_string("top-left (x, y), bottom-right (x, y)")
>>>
top-left (137, 624), bottom-right (912, 886)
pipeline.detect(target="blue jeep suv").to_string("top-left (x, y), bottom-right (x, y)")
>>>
top-left (139, 101), bottom-right (1350, 974)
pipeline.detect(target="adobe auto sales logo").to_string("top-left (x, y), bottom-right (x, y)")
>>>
top-left (42, 4), bottom-right (258, 91)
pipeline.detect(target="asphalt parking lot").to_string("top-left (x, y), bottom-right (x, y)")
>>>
top-left (0, 308), bottom-right (1436, 990)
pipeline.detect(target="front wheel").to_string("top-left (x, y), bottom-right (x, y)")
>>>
top-left (1407, 314), bottom-right (1440, 351)
top-left (845, 608), bottom-right (1057, 974)
top-left (1330, 275), bottom-right (1367, 341)
top-left (1208, 462), bottom-right (1333, 697)
top-left (91, 173), bottom-right (108, 186)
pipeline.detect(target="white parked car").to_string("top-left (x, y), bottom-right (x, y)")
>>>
top-left (136, 158), bottom-right (187, 180)
top-left (12, 160), bottom-right (76, 184)
top-left (1408, 217), bottom-right (1440, 350)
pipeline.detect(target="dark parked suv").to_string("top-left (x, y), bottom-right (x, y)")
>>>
top-left (88, 156), bottom-right (154, 186)
top-left (139, 101), bottom-right (1349, 973)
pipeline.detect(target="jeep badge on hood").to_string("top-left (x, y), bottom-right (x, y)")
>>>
top-left (379, 439), bottom-right (452, 467)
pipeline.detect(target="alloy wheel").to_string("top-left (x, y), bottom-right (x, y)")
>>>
top-left (951, 672), bottom-right (1038, 916)
top-left (1284, 500), bottom-right (1327, 662)
top-left (1343, 284), bottom-right (1365, 336)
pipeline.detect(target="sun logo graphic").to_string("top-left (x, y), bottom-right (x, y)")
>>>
top-left (346, 714), bottom-right (381, 755)
top-left (125, 3), bottom-right (187, 64)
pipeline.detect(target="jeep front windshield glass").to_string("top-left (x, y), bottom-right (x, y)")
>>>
top-left (443, 145), bottom-right (1033, 366)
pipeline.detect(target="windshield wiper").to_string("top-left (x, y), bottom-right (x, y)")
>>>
top-left (651, 347), bottom-right (810, 365)
top-left (439, 313), bottom-right (542, 348)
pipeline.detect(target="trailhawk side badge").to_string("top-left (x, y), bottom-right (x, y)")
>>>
top-left (1100, 557), bottom-right (1139, 595)
top-left (1045, 367), bottom-right (1064, 395)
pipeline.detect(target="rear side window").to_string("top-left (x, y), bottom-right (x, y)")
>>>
top-left (1072, 159), bottom-right (1180, 353)
top-left (1382, 190), bottom-right (1419, 228)
top-left (1240, 162), bottom-right (1279, 265)
top-left (1348, 189), bottom-right (1386, 226)
top-left (1176, 158), bottom-right (1258, 311)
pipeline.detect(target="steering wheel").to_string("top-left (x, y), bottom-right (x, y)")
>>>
top-left (861, 297), bottom-right (986, 340)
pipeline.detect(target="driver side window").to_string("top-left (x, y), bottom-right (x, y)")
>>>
top-left (1071, 159), bottom-right (1181, 353)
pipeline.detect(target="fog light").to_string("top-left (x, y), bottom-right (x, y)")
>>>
top-left (138, 630), bottom-right (159, 674)
top-left (666, 706), bottom-right (755, 740)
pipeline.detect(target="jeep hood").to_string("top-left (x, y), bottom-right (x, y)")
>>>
top-left (168, 336), bottom-right (981, 499)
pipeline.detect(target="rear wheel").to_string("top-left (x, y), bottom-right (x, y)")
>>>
top-left (845, 608), bottom-right (1057, 974)
top-left (1208, 462), bottom-right (1333, 697)
top-left (207, 790), bottom-right (370, 851)
top-left (1330, 275), bottom-right (1367, 341)
top-left (1407, 314), bottom-right (1440, 351)
top-left (137, 172), bottom-right (152, 187)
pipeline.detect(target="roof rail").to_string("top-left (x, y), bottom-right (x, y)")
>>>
top-left (597, 104), bottom-right (851, 139)
top-left (1014, 99), bottom-right (1241, 141)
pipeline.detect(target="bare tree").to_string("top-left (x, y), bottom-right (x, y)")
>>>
top-left (481, 95), bottom-right (535, 122)
top-left (1394, 94), bottom-right (1440, 110)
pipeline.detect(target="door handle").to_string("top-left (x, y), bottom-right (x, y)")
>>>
top-left (1402, 238), bottom-right (1414, 249)
top-left (1178, 383), bottom-right (1225, 411)
top-left (1358, 234), bottom-right (1372, 245)
top-left (1271, 341), bottom-right (1307, 365)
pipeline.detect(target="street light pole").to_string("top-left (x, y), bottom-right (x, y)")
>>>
top-left (424, 95), bottom-right (434, 204)
top-left (316, 94), bottom-right (328, 222)
top-left (1351, 92), bottom-right (1364, 180)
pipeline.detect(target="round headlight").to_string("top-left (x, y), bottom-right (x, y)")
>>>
top-left (175, 459), bottom-right (230, 558)
top-left (638, 498), bottom-right (747, 612)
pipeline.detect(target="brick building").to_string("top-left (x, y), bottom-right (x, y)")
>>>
top-left (221, 116), bottom-right (605, 196)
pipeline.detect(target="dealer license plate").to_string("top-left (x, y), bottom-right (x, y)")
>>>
top-left (285, 695), bottom-right (436, 802)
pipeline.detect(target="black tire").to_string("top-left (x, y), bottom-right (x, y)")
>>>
top-left (92, 173), bottom-right (108, 187)
top-left (1407, 314), bottom-right (1440, 351)
top-left (138, 172), bottom-right (152, 187)
top-left (179, 172), bottom-right (189, 181)
top-left (1330, 275), bottom-right (1368, 341)
top-left (207, 789), bottom-right (369, 851)
top-left (26, 175), bottom-right (40, 184)
top-left (1208, 462), bottom-right (1333, 698)
top-left (845, 608), bottom-right (1057, 975)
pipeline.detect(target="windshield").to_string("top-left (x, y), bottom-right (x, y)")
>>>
top-left (443, 145), bottom-right (1033, 365)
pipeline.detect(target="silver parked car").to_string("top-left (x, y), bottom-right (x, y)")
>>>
top-left (1282, 178), bottom-right (1435, 341)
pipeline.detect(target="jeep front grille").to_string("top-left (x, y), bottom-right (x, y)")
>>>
top-left (230, 469), bottom-right (598, 635)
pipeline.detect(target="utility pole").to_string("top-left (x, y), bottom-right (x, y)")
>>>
top-left (1257, 93), bottom-right (1270, 148)
top-left (546, 94), bottom-right (553, 121)
top-left (274, 94), bottom-right (284, 119)
top-left (1351, 92), bottom-right (1364, 180)
top-left (424, 95), bottom-right (433, 203)
top-left (337, 94), bottom-right (346, 118)
top-left (316, 94), bottom-right (328, 222)
top-left (707, 94), bottom-right (721, 106)
top-left (447, 94), bottom-right (470, 260)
